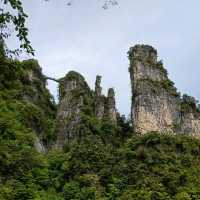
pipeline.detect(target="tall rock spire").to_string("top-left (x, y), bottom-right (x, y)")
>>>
top-left (128, 45), bottom-right (180, 134)
top-left (94, 75), bottom-right (117, 123)
top-left (95, 75), bottom-right (102, 97)
top-left (55, 71), bottom-right (92, 149)
top-left (107, 88), bottom-right (117, 123)
top-left (128, 44), bottom-right (200, 137)
top-left (94, 75), bottom-right (105, 119)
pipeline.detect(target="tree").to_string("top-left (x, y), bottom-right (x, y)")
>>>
top-left (0, 0), bottom-right (118, 57)
top-left (0, 0), bottom-right (34, 56)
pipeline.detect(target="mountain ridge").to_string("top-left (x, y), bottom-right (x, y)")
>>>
top-left (1, 44), bottom-right (200, 199)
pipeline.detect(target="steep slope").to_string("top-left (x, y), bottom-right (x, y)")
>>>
top-left (55, 71), bottom-right (94, 149)
top-left (0, 56), bottom-right (56, 152)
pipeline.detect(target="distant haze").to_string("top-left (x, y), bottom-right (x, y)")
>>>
top-left (11, 0), bottom-right (200, 115)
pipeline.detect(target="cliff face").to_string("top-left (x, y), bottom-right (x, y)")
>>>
top-left (21, 60), bottom-right (56, 152)
top-left (129, 44), bottom-right (200, 137)
top-left (0, 58), bottom-right (56, 153)
top-left (180, 95), bottom-right (200, 137)
top-left (21, 60), bottom-right (57, 152)
top-left (2, 43), bottom-right (200, 154)
top-left (54, 71), bottom-right (93, 149)
top-left (54, 72), bottom-right (118, 149)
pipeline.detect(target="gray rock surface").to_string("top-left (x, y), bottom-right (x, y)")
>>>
top-left (107, 88), bottom-right (117, 123)
top-left (95, 75), bottom-right (105, 120)
top-left (54, 71), bottom-right (89, 149)
top-left (129, 44), bottom-right (200, 137)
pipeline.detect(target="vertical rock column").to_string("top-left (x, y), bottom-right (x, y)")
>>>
top-left (107, 88), bottom-right (117, 123)
top-left (94, 75), bottom-right (117, 123)
top-left (94, 75), bottom-right (105, 120)
top-left (55, 71), bottom-right (91, 149)
top-left (128, 45), bottom-right (180, 134)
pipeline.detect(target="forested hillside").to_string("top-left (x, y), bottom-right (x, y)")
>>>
top-left (1, 50), bottom-right (200, 200)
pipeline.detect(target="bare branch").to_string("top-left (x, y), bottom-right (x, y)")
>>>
top-left (44, 76), bottom-right (60, 83)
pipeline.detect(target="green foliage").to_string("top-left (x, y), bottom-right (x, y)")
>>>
top-left (0, 0), bottom-right (34, 56)
top-left (2, 109), bottom-right (200, 200)
top-left (63, 182), bottom-right (80, 199)
top-left (59, 133), bottom-right (200, 199)
top-left (180, 94), bottom-right (200, 115)
top-left (174, 192), bottom-right (191, 200)
top-left (172, 122), bottom-right (182, 132)
top-left (1, 56), bottom-right (200, 199)
top-left (155, 60), bottom-right (168, 76)
top-left (140, 77), bottom-right (180, 97)
top-left (0, 57), bottom-right (56, 146)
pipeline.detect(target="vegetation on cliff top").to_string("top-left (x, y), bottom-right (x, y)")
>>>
top-left (180, 94), bottom-right (200, 115)
top-left (138, 78), bottom-right (180, 98)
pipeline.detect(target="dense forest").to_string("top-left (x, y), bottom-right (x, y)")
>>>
top-left (1, 44), bottom-right (200, 200)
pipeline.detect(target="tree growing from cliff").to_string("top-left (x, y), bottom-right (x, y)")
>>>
top-left (0, 0), bottom-right (118, 57)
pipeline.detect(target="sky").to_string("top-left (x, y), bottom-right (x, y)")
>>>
top-left (11, 0), bottom-right (200, 115)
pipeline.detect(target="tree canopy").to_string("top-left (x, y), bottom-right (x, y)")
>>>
top-left (1, 55), bottom-right (200, 199)
top-left (0, 0), bottom-right (118, 57)
top-left (0, 0), bottom-right (34, 56)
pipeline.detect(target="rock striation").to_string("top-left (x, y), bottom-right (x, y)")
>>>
top-left (129, 44), bottom-right (200, 137)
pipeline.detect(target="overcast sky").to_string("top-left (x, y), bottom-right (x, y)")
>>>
top-left (14, 0), bottom-right (200, 115)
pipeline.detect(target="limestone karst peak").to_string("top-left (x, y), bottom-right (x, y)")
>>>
top-left (95, 75), bottom-right (105, 119)
top-left (9, 44), bottom-right (200, 152)
top-left (129, 44), bottom-right (200, 137)
top-left (95, 75), bottom-right (102, 97)
top-left (54, 70), bottom-right (92, 149)
top-left (54, 71), bottom-right (119, 149)
top-left (107, 88), bottom-right (117, 123)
